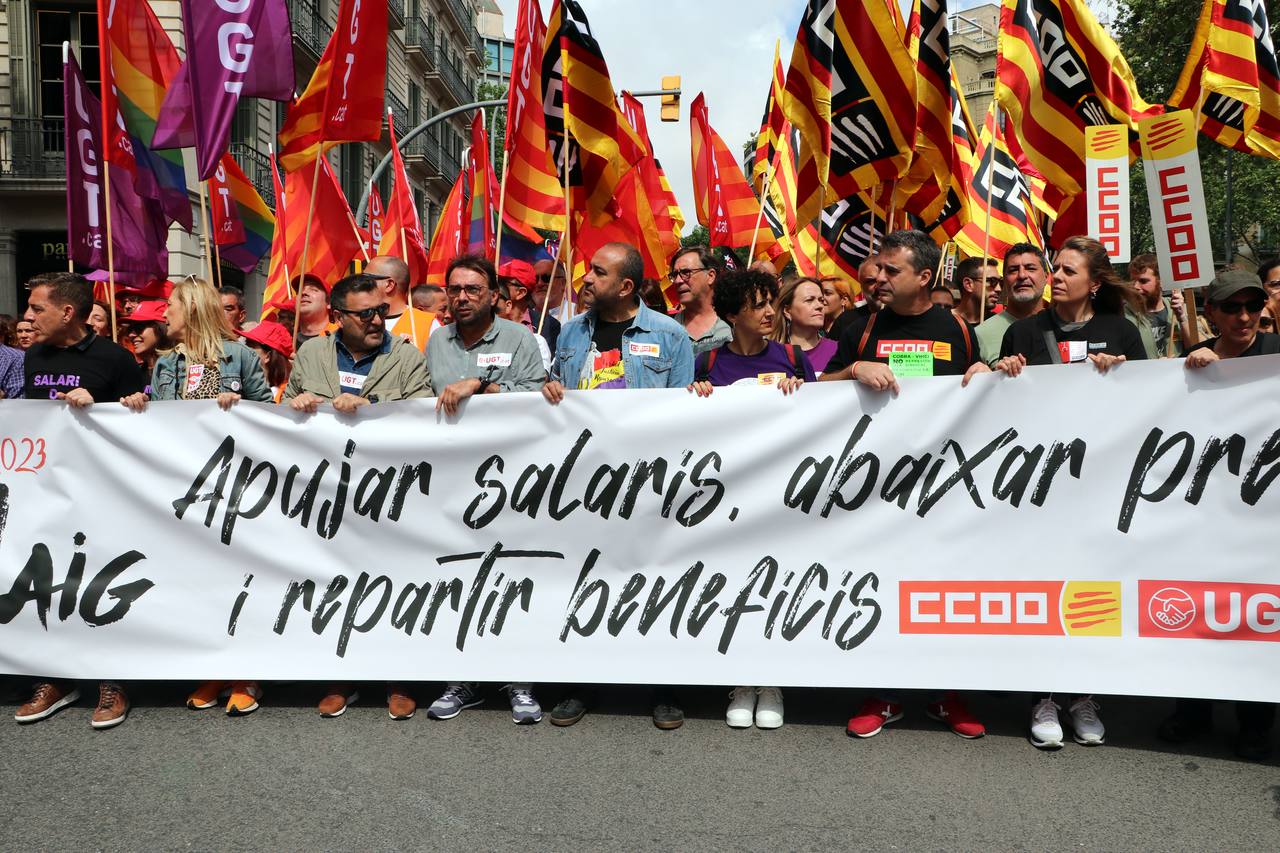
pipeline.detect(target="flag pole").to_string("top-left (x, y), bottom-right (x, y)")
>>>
top-left (212, 239), bottom-right (225, 290)
top-left (94, 43), bottom-right (120, 343)
top-left (978, 106), bottom-right (1001, 324)
top-left (293, 151), bottom-right (325, 342)
top-left (494, 159), bottom-right (511, 265)
top-left (199, 181), bottom-right (215, 284)
top-left (560, 138), bottom-right (575, 317)
top-left (868, 183), bottom-right (879, 256)
top-left (819, 182), bottom-right (829, 277)
top-left (748, 149), bottom-right (779, 263)
top-left (885, 179), bottom-right (899, 238)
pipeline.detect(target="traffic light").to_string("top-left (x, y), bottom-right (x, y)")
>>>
top-left (661, 75), bottom-right (681, 122)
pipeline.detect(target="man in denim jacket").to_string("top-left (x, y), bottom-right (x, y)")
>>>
top-left (541, 241), bottom-right (694, 731)
top-left (543, 242), bottom-right (694, 396)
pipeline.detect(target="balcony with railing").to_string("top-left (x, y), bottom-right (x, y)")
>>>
top-left (441, 0), bottom-right (474, 34)
top-left (0, 117), bottom-right (66, 182)
top-left (289, 0), bottom-right (332, 60)
top-left (385, 90), bottom-right (412, 138)
top-left (439, 139), bottom-right (461, 180)
top-left (403, 125), bottom-right (442, 176)
top-left (388, 0), bottom-right (405, 30)
top-left (404, 17), bottom-right (438, 73)
top-left (438, 54), bottom-right (474, 107)
top-left (229, 143), bottom-right (276, 208)
top-left (467, 30), bottom-right (485, 67)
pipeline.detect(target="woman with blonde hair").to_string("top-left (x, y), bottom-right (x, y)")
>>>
top-left (119, 277), bottom-right (273, 716)
top-left (773, 276), bottom-right (838, 373)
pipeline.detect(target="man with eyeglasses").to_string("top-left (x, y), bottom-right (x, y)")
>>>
top-left (953, 256), bottom-right (1001, 326)
top-left (1256, 257), bottom-right (1280, 323)
top-left (500, 258), bottom-right (560, 353)
top-left (671, 246), bottom-right (732, 356)
top-left (975, 243), bottom-right (1047, 366)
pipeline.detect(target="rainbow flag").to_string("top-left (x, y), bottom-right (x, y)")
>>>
top-left (98, 0), bottom-right (191, 230)
top-left (465, 113), bottom-right (497, 257)
top-left (210, 155), bottom-right (275, 273)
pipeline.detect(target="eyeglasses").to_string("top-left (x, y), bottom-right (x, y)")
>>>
top-left (1260, 317), bottom-right (1276, 330)
top-left (333, 303), bottom-right (389, 322)
top-left (1214, 297), bottom-right (1266, 315)
top-left (445, 284), bottom-right (490, 298)
top-left (671, 267), bottom-right (708, 281)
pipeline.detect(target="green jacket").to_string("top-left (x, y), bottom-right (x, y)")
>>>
top-left (285, 333), bottom-right (431, 402)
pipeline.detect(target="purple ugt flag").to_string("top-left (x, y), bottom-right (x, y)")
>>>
top-left (153, 0), bottom-right (294, 180)
top-left (64, 48), bottom-right (168, 277)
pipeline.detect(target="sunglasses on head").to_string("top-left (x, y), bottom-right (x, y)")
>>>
top-left (1214, 297), bottom-right (1266, 315)
top-left (334, 303), bottom-right (389, 322)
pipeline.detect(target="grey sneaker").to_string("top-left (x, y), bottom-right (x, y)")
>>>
top-left (427, 682), bottom-right (483, 720)
top-left (505, 683), bottom-right (542, 724)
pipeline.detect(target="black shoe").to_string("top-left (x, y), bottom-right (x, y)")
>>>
top-left (1234, 728), bottom-right (1273, 762)
top-left (653, 703), bottom-right (684, 730)
top-left (1157, 710), bottom-right (1209, 744)
top-left (550, 695), bottom-right (588, 727)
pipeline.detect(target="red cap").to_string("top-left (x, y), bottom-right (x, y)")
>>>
top-left (242, 320), bottom-right (295, 359)
top-left (498, 260), bottom-right (536, 287)
top-left (122, 300), bottom-right (168, 324)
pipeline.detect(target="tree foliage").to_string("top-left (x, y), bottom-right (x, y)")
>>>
top-left (1114, 0), bottom-right (1280, 264)
top-left (477, 82), bottom-right (508, 179)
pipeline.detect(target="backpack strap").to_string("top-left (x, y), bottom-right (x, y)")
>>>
top-left (783, 343), bottom-right (804, 378)
top-left (952, 312), bottom-right (974, 365)
top-left (856, 312), bottom-right (878, 359)
top-left (695, 347), bottom-right (719, 382)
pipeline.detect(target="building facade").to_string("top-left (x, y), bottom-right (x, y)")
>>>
top-left (478, 0), bottom-right (511, 90)
top-left (0, 0), bottom-right (484, 317)
top-left (950, 3), bottom-right (999, 123)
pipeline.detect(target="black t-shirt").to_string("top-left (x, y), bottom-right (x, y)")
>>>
top-left (592, 317), bottom-right (631, 354)
top-left (827, 304), bottom-right (980, 377)
top-left (1186, 332), bottom-right (1280, 358)
top-left (1000, 311), bottom-right (1147, 365)
top-left (23, 332), bottom-right (146, 401)
top-left (829, 302), bottom-right (874, 343)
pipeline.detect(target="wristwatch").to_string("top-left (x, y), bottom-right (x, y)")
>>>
top-left (477, 378), bottom-right (493, 394)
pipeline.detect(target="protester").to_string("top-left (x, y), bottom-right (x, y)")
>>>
top-left (820, 275), bottom-right (854, 332)
top-left (241, 320), bottom-right (295, 403)
top-left (930, 286), bottom-right (956, 310)
top-left (1261, 303), bottom-right (1278, 335)
top-left (285, 273), bottom-right (430, 719)
top-left (773, 276), bottom-right (838, 373)
top-left (497, 279), bottom-right (552, 371)
top-left (1128, 254), bottom-right (1192, 357)
top-left (822, 231), bottom-right (990, 391)
top-left (0, 313), bottom-right (14, 346)
top-left (499, 258), bottom-right (560, 353)
top-left (294, 274), bottom-right (333, 345)
top-left (975, 243), bottom-right (1047, 366)
top-left (671, 246), bottom-right (732, 355)
top-left (88, 300), bottom-right (113, 338)
top-left (953, 256), bottom-right (1001, 326)
top-left (828, 257), bottom-right (881, 341)
top-left (16, 317), bottom-right (37, 350)
top-left (412, 283), bottom-right (448, 318)
top-left (219, 286), bottom-right (247, 333)
top-left (120, 300), bottom-right (171, 387)
top-left (542, 241), bottom-right (694, 729)
top-left (364, 255), bottom-right (438, 351)
top-left (532, 258), bottom-right (569, 320)
top-left (638, 279), bottom-right (669, 314)
top-left (0, 329), bottom-right (22, 400)
top-left (16, 272), bottom-right (144, 728)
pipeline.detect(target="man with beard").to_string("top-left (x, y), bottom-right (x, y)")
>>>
top-left (976, 243), bottom-right (1047, 366)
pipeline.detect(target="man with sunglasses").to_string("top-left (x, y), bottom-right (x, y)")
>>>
top-left (364, 255), bottom-right (440, 352)
top-left (671, 246), bottom-right (732, 355)
top-left (953, 256), bottom-right (1001, 326)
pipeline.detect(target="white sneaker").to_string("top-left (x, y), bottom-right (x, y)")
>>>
top-left (726, 686), bottom-right (756, 728)
top-left (1030, 697), bottom-right (1064, 749)
top-left (1068, 696), bottom-right (1106, 745)
top-left (754, 687), bottom-right (784, 729)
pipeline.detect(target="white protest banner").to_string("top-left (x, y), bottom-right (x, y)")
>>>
top-left (1085, 125), bottom-right (1130, 262)
top-left (1139, 110), bottom-right (1215, 290)
top-left (3, 358), bottom-right (1280, 701)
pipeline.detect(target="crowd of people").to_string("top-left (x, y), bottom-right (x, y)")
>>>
top-left (2, 229), bottom-right (1276, 760)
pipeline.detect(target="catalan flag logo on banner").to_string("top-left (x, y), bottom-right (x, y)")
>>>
top-left (98, 0), bottom-right (192, 230)
top-left (995, 0), bottom-right (1161, 212)
top-left (1170, 0), bottom-right (1280, 159)
top-left (542, 0), bottom-right (648, 224)
top-left (503, 0), bottom-right (565, 233)
top-left (209, 156), bottom-right (275, 274)
top-left (690, 93), bottom-right (778, 260)
top-left (277, 0), bottom-right (388, 171)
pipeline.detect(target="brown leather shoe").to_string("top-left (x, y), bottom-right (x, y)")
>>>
top-left (318, 684), bottom-right (358, 717)
top-left (91, 682), bottom-right (129, 729)
top-left (15, 681), bottom-right (80, 723)
top-left (387, 684), bottom-right (416, 720)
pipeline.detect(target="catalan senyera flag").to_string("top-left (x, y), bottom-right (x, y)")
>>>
top-left (503, 0), bottom-right (565, 232)
top-left (465, 113), bottom-right (499, 257)
top-left (378, 112), bottom-right (431, 285)
top-left (785, 0), bottom-right (918, 228)
top-left (263, 157), bottom-right (363, 312)
top-left (910, 0), bottom-right (960, 210)
top-left (619, 93), bottom-right (682, 271)
top-left (262, 151), bottom-right (291, 316)
top-left (921, 70), bottom-right (978, 243)
top-left (690, 93), bottom-right (778, 260)
top-left (424, 169), bottom-right (468, 287)
top-left (1170, 0), bottom-right (1280, 159)
top-left (98, 0), bottom-right (192, 230)
top-left (955, 104), bottom-right (1042, 261)
top-left (542, 0), bottom-right (647, 224)
top-left (752, 41), bottom-right (789, 196)
top-left (995, 0), bottom-right (1162, 210)
top-left (209, 155), bottom-right (274, 273)
top-left (277, 0), bottom-right (388, 171)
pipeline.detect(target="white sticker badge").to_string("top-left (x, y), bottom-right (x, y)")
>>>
top-left (628, 342), bottom-right (660, 358)
top-left (184, 363), bottom-right (205, 395)
top-left (477, 353), bottom-right (513, 368)
top-left (338, 371), bottom-right (368, 391)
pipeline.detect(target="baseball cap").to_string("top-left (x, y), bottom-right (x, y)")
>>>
top-left (121, 300), bottom-right (168, 324)
top-left (242, 320), bottom-right (295, 359)
top-left (1206, 269), bottom-right (1266, 304)
top-left (498, 259), bottom-right (536, 288)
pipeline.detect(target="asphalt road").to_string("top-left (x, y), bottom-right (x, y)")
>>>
top-left (1, 679), bottom-right (1277, 850)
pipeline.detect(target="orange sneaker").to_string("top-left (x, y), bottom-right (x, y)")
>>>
top-left (226, 681), bottom-right (261, 716)
top-left (318, 684), bottom-right (358, 717)
top-left (187, 681), bottom-right (227, 710)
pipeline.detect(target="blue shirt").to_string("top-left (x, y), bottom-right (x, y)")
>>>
top-left (335, 332), bottom-right (392, 396)
top-left (553, 301), bottom-right (694, 390)
top-left (0, 345), bottom-right (24, 399)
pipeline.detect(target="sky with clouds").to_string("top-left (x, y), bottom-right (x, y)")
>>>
top-left (489, 0), bottom-right (1002, 229)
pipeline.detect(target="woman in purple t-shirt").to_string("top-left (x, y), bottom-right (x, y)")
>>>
top-left (773, 276), bottom-right (838, 374)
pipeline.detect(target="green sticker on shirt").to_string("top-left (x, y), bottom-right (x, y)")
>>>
top-left (888, 351), bottom-right (935, 377)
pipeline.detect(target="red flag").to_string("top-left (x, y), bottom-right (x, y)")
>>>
top-left (425, 169), bottom-right (468, 286)
top-left (378, 112), bottom-right (431, 284)
top-left (690, 93), bottom-right (777, 259)
top-left (365, 181), bottom-right (385, 259)
top-left (503, 0), bottom-right (565, 232)
top-left (277, 0), bottom-right (388, 171)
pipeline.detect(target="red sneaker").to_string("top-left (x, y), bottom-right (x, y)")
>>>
top-left (926, 694), bottom-right (985, 739)
top-left (846, 697), bottom-right (903, 738)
